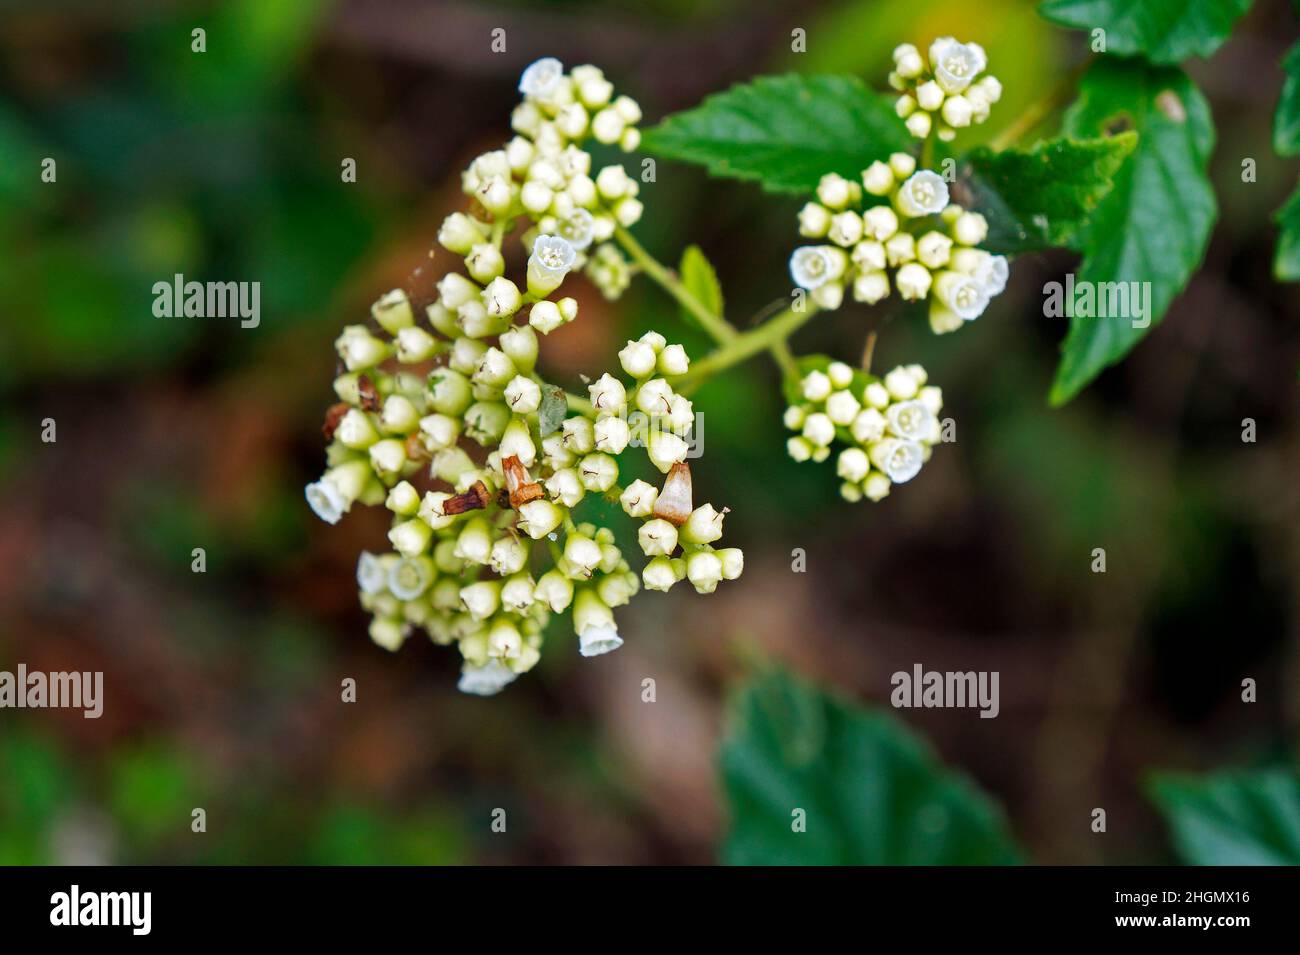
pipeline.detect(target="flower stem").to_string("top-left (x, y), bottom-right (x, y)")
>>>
top-left (676, 304), bottom-right (821, 392)
top-left (614, 226), bottom-right (738, 344)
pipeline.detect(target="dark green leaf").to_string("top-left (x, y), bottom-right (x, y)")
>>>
top-left (1148, 769), bottom-right (1300, 865)
top-left (678, 245), bottom-right (723, 331)
top-left (963, 133), bottom-right (1137, 253)
top-left (1050, 60), bottom-right (1216, 406)
top-left (1039, 0), bottom-right (1254, 64)
top-left (641, 74), bottom-right (912, 195)
top-left (721, 668), bottom-right (1022, 865)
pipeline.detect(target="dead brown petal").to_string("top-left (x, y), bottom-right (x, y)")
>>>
top-left (443, 480), bottom-right (491, 515)
top-left (653, 461), bottom-right (693, 526)
top-left (357, 375), bottom-right (381, 412)
top-left (502, 455), bottom-right (544, 510)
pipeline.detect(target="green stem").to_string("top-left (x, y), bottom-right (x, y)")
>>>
top-left (565, 390), bottom-right (595, 417)
top-left (676, 304), bottom-right (821, 391)
top-left (614, 226), bottom-right (738, 344)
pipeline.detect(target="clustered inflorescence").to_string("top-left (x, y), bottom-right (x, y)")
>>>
top-left (783, 38), bottom-right (1008, 501)
top-left (784, 363), bottom-right (943, 503)
top-left (889, 37), bottom-right (1001, 141)
top-left (306, 59), bottom-right (741, 695)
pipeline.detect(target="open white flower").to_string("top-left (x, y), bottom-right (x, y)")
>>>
top-left (896, 171), bottom-right (949, 218)
top-left (356, 552), bottom-right (389, 595)
top-left (519, 57), bottom-right (564, 99)
top-left (974, 253), bottom-right (1009, 296)
top-left (388, 556), bottom-right (435, 601)
top-left (458, 659), bottom-right (519, 696)
top-left (869, 437), bottom-right (925, 483)
top-left (527, 234), bottom-right (576, 295)
top-left (789, 246), bottom-right (835, 290)
top-left (557, 208), bottom-right (595, 251)
top-left (885, 400), bottom-right (934, 442)
top-left (929, 38), bottom-right (985, 94)
top-left (935, 270), bottom-right (991, 320)
top-left (574, 589), bottom-right (623, 656)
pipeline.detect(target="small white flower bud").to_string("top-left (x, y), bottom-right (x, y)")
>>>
top-left (528, 299), bottom-right (565, 335)
top-left (646, 429), bottom-right (689, 472)
top-left (595, 164), bottom-right (631, 200)
top-left (864, 472), bottom-right (892, 501)
top-left (483, 277), bottom-right (522, 318)
top-left (489, 535), bottom-right (530, 577)
top-left (565, 532), bottom-right (603, 576)
top-left (372, 289), bottom-right (414, 334)
top-left (428, 368), bottom-right (472, 416)
top-left (798, 202), bottom-right (832, 237)
top-left (438, 272), bottom-right (480, 310)
top-left (381, 395), bottom-right (420, 435)
top-left (561, 415), bottom-right (595, 453)
top-left (884, 366), bottom-right (921, 400)
top-left (639, 330), bottom-right (667, 352)
top-left (589, 372), bottom-right (628, 414)
top-left (618, 339), bottom-right (658, 378)
top-left (336, 408), bottom-right (380, 449)
top-left (783, 405), bottom-right (808, 430)
top-left (680, 503), bottom-right (725, 545)
top-left (396, 326), bottom-right (438, 364)
top-left (828, 211), bottom-right (864, 247)
top-left (335, 325), bottom-right (391, 372)
top-left (885, 232), bottom-right (916, 266)
top-left (499, 324), bottom-right (539, 373)
top-left (919, 385), bottom-right (943, 417)
top-left (905, 111), bottom-right (932, 139)
top-left (389, 517), bottom-right (433, 557)
top-left (816, 172), bottom-right (853, 210)
top-left (787, 436), bottom-right (814, 462)
top-left (460, 580), bottom-right (501, 621)
top-left (952, 211), bottom-right (989, 246)
top-left (864, 381), bottom-right (891, 409)
top-left (438, 213), bottom-right (486, 254)
top-left (716, 547), bottom-right (744, 580)
top-left (619, 479), bottom-right (658, 517)
top-left (979, 75), bottom-right (1002, 103)
top-left (896, 94), bottom-right (917, 118)
top-left (852, 240), bottom-right (887, 272)
top-left (895, 49), bottom-right (924, 79)
top-left (474, 347), bottom-right (517, 388)
top-left (802, 412), bottom-right (836, 448)
top-left (862, 161), bottom-right (895, 196)
top-left (369, 438), bottom-right (407, 476)
top-left (827, 361), bottom-right (854, 389)
top-left (386, 481), bottom-right (421, 517)
top-left (466, 243), bottom-right (505, 284)
top-left (638, 518), bottom-right (679, 556)
top-left (851, 407), bottom-right (887, 443)
top-left (594, 415), bottom-right (630, 454)
top-left (916, 80), bottom-right (945, 111)
top-left (504, 376), bottom-right (542, 414)
top-left (641, 556), bottom-right (680, 592)
top-left (454, 516), bottom-right (494, 565)
top-left (941, 94), bottom-right (974, 128)
top-left (578, 452), bottom-right (619, 491)
top-left (685, 550), bottom-right (724, 594)
top-left (591, 107), bottom-right (625, 144)
top-left (545, 467), bottom-right (586, 508)
top-left (894, 262), bottom-right (933, 300)
top-left (837, 446), bottom-right (870, 482)
top-left (917, 231), bottom-right (954, 269)
top-left (518, 499), bottom-right (564, 539)
top-left (534, 569), bottom-right (575, 613)
top-left (635, 378), bottom-right (675, 416)
top-left (801, 370), bottom-right (832, 402)
top-left (657, 343), bottom-right (690, 377)
top-left (825, 389), bottom-right (861, 426)
top-left (862, 206), bottom-right (899, 241)
top-left (369, 617), bottom-right (408, 652)
top-left (499, 418), bottom-right (537, 467)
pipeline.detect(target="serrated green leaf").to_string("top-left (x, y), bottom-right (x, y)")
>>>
top-left (641, 74), bottom-right (912, 195)
top-left (1273, 183), bottom-right (1300, 280)
top-left (721, 668), bottom-right (1022, 865)
top-left (1039, 0), bottom-right (1254, 64)
top-left (678, 245), bottom-right (723, 331)
top-left (963, 133), bottom-right (1137, 253)
top-left (538, 385), bottom-right (568, 437)
top-left (1049, 60), bottom-right (1216, 406)
top-left (1148, 769), bottom-right (1300, 865)
top-left (1275, 43), bottom-right (1300, 155)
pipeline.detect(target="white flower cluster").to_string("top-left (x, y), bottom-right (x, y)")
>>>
top-left (584, 242), bottom-right (634, 300)
top-left (890, 38), bottom-right (1001, 142)
top-left (785, 362), bottom-right (943, 503)
top-left (791, 157), bottom-right (1009, 333)
top-left (306, 60), bottom-right (741, 696)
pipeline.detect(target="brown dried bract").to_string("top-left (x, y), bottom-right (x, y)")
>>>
top-left (357, 375), bottom-right (381, 412)
top-left (502, 455), bottom-right (544, 509)
top-left (653, 461), bottom-right (693, 526)
top-left (404, 433), bottom-right (430, 462)
top-left (321, 402), bottom-right (350, 441)
top-left (443, 480), bottom-right (492, 515)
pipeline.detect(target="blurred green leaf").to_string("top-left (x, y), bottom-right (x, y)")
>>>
top-left (108, 746), bottom-right (200, 850)
top-left (964, 133), bottom-right (1136, 253)
top-left (678, 245), bottom-right (723, 331)
top-left (720, 668), bottom-right (1022, 865)
top-left (1050, 60), bottom-right (1215, 405)
top-left (1148, 768), bottom-right (1300, 865)
top-left (642, 74), bottom-right (911, 194)
top-left (1275, 42), bottom-right (1300, 155)
top-left (1039, 0), bottom-right (1253, 64)
top-left (1274, 183), bottom-right (1300, 280)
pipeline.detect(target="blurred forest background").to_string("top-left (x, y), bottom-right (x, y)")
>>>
top-left (1, 0), bottom-right (1298, 865)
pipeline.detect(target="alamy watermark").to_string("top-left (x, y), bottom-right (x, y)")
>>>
top-left (1043, 273), bottom-right (1151, 329)
top-left (0, 665), bottom-right (103, 718)
top-left (152, 273), bottom-right (260, 328)
top-left (891, 664), bottom-right (999, 718)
